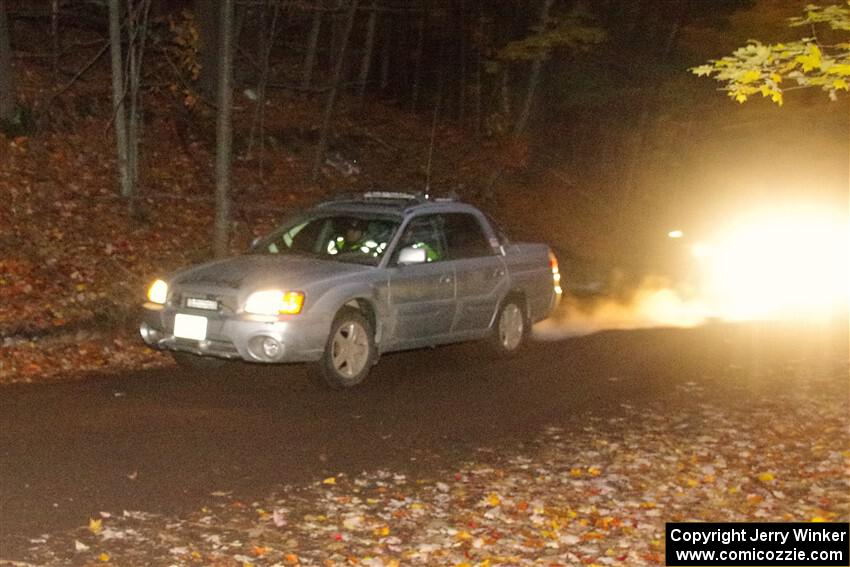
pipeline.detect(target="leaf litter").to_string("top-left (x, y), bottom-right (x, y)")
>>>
top-left (8, 361), bottom-right (848, 566)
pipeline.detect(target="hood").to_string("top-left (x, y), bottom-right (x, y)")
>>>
top-left (172, 254), bottom-right (371, 291)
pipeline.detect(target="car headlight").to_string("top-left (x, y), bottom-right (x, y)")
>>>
top-left (244, 290), bottom-right (304, 315)
top-left (147, 279), bottom-right (168, 304)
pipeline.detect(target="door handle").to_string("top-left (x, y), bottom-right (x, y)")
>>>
top-left (439, 275), bottom-right (453, 284)
top-left (492, 269), bottom-right (505, 278)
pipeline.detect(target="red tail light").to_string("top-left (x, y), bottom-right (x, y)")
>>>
top-left (548, 250), bottom-right (562, 295)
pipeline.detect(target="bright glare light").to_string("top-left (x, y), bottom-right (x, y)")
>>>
top-left (668, 230), bottom-right (684, 239)
top-left (690, 242), bottom-right (713, 259)
top-left (244, 290), bottom-right (304, 315)
top-left (697, 206), bottom-right (849, 321)
top-left (147, 279), bottom-right (168, 304)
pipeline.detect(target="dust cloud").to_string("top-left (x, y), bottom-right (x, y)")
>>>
top-left (532, 278), bottom-right (709, 340)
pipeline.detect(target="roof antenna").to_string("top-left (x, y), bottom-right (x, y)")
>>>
top-left (424, 91), bottom-right (441, 200)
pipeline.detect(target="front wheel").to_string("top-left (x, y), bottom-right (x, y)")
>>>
top-left (315, 307), bottom-right (376, 389)
top-left (489, 298), bottom-right (528, 357)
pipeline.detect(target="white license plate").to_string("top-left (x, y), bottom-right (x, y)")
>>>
top-left (186, 297), bottom-right (218, 311)
top-left (173, 313), bottom-right (208, 341)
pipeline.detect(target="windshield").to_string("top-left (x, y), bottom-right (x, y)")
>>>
top-left (253, 213), bottom-right (401, 266)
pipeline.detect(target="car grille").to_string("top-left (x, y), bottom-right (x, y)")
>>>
top-left (171, 289), bottom-right (238, 315)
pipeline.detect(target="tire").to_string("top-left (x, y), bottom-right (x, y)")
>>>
top-left (489, 298), bottom-right (528, 357)
top-left (315, 307), bottom-right (376, 389)
top-left (171, 351), bottom-right (227, 371)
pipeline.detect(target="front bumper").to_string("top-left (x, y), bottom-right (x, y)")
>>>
top-left (139, 303), bottom-right (329, 363)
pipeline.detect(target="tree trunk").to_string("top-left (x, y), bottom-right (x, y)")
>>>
top-left (329, 1), bottom-right (343, 69)
top-left (513, 0), bottom-right (554, 136)
top-left (248, 0), bottom-right (279, 176)
top-left (51, 0), bottom-right (60, 81)
top-left (620, 0), bottom-right (684, 218)
top-left (108, 0), bottom-right (132, 199)
top-left (409, 11), bottom-right (425, 112)
top-left (626, 0), bottom-right (644, 44)
top-left (499, 66), bottom-right (510, 118)
top-left (457, 0), bottom-right (466, 123)
top-left (0, 0), bottom-right (15, 123)
top-left (356, 1), bottom-right (377, 99)
top-left (127, 26), bottom-right (139, 189)
top-left (301, 4), bottom-right (322, 92)
top-left (661, 0), bottom-right (685, 56)
top-left (126, 0), bottom-right (152, 201)
top-left (196, 0), bottom-right (220, 99)
top-left (473, 48), bottom-right (481, 139)
top-left (473, 6), bottom-right (482, 139)
top-left (214, 0), bottom-right (235, 258)
top-left (379, 18), bottom-right (390, 90)
top-left (312, 0), bottom-right (358, 181)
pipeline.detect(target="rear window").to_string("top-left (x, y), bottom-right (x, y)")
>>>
top-left (442, 213), bottom-right (494, 259)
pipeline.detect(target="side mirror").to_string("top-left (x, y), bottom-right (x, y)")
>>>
top-left (397, 246), bottom-right (427, 266)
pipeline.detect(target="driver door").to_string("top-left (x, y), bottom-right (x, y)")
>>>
top-left (386, 215), bottom-right (456, 347)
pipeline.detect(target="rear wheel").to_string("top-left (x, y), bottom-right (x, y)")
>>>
top-left (316, 307), bottom-right (376, 389)
top-left (171, 352), bottom-right (227, 371)
top-left (490, 298), bottom-right (527, 356)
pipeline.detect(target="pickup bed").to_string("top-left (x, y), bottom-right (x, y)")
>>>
top-left (140, 192), bottom-right (562, 387)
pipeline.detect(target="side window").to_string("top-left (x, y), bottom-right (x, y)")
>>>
top-left (442, 213), bottom-right (494, 259)
top-left (392, 215), bottom-right (446, 263)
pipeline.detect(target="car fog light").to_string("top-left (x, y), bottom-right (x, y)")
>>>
top-left (140, 323), bottom-right (161, 344)
top-left (262, 337), bottom-right (281, 358)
